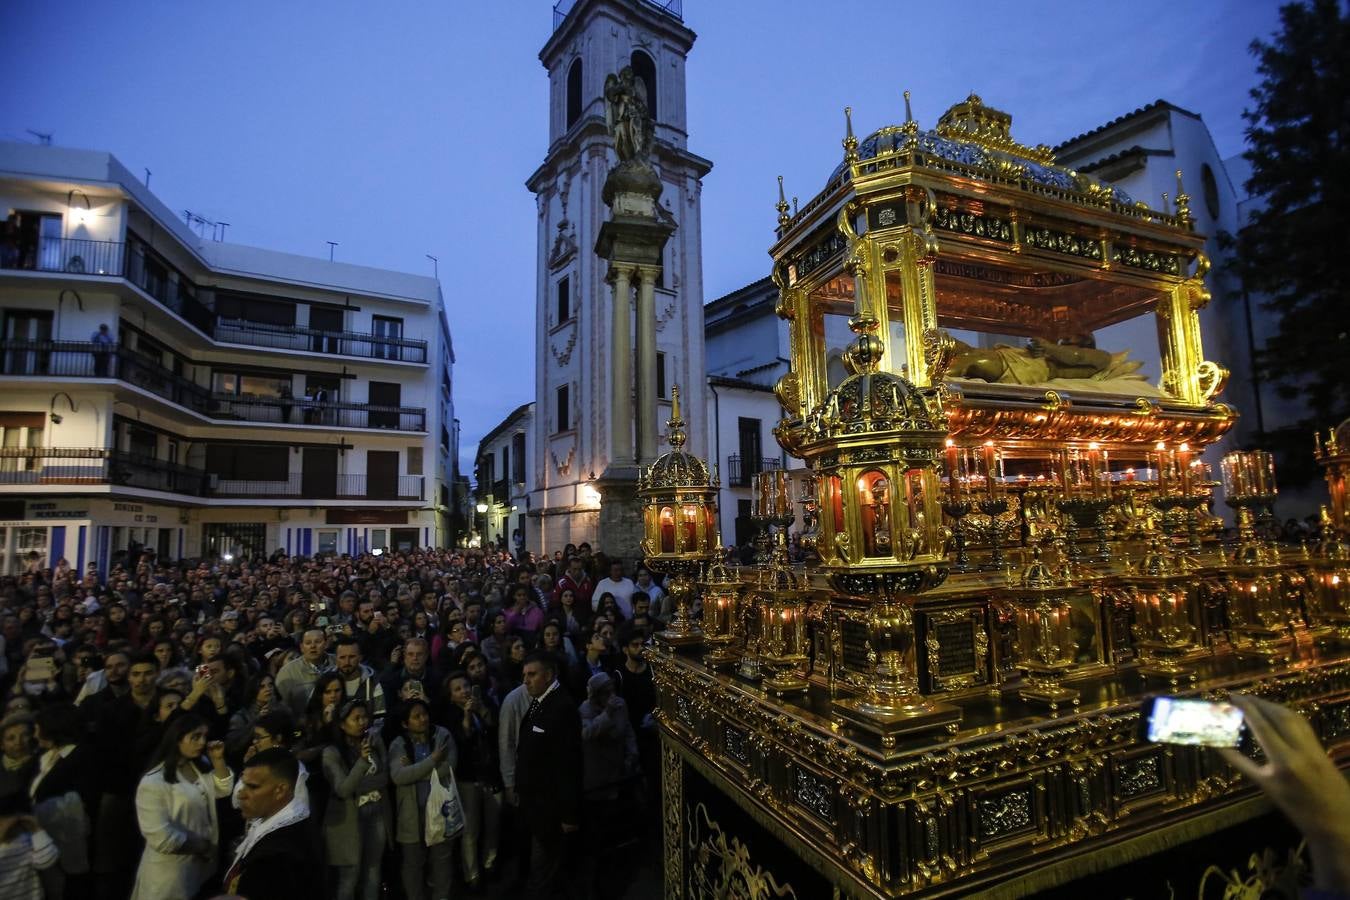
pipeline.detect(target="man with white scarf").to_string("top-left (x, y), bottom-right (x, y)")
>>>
top-left (224, 749), bottom-right (323, 900)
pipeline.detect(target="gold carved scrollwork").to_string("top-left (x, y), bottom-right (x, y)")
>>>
top-left (924, 608), bottom-right (989, 692)
top-left (1197, 841), bottom-right (1308, 900)
top-left (686, 802), bottom-right (799, 900)
top-left (774, 372), bottom-right (801, 416)
top-left (664, 744), bottom-right (683, 900)
top-left (922, 328), bottom-right (956, 383)
top-left (1195, 361), bottom-right (1229, 402)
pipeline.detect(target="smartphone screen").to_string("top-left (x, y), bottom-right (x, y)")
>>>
top-left (25, 657), bottom-right (56, 682)
top-left (1146, 697), bottom-right (1245, 747)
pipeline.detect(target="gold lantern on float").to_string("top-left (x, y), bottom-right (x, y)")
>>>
top-left (1219, 450), bottom-right (1294, 657)
top-left (1119, 536), bottom-right (1204, 685)
top-left (699, 538), bottom-right (742, 668)
top-left (1004, 545), bottom-right (1085, 712)
top-left (639, 385), bottom-right (716, 646)
top-left (1315, 420), bottom-right (1350, 531)
top-left (750, 469), bottom-right (812, 695)
top-left (1310, 422), bottom-right (1350, 636)
top-left (796, 262), bottom-right (957, 741)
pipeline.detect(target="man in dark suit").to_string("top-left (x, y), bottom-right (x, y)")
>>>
top-left (224, 748), bottom-right (323, 900)
top-left (516, 651), bottom-right (583, 898)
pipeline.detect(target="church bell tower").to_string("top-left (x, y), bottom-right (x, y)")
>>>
top-left (527, 0), bottom-right (713, 555)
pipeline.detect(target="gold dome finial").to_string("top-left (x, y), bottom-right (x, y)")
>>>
top-left (666, 384), bottom-right (686, 450)
top-left (776, 175), bottom-right (791, 227)
top-left (1174, 169), bottom-right (1193, 224)
top-left (843, 106), bottom-right (859, 163)
top-left (900, 90), bottom-right (919, 147)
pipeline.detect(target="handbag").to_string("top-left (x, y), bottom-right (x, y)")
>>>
top-left (424, 765), bottom-right (465, 846)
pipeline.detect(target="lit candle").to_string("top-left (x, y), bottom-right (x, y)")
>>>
top-left (1177, 442), bottom-right (1192, 495)
top-left (983, 441), bottom-right (997, 500)
top-left (945, 439), bottom-right (961, 501)
top-left (1087, 442), bottom-right (1102, 496)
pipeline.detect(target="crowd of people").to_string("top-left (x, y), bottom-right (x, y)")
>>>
top-left (0, 542), bottom-right (668, 900)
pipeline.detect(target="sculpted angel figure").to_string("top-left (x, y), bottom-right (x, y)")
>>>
top-left (605, 66), bottom-right (654, 164)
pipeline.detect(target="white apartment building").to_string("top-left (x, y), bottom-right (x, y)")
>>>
top-left (703, 277), bottom-right (801, 548)
top-left (0, 142), bottom-right (459, 576)
top-left (473, 402), bottom-right (533, 551)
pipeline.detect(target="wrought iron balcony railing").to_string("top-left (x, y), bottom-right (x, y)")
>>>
top-left (0, 236), bottom-right (125, 276)
top-left (0, 447), bottom-right (424, 502)
top-left (214, 319), bottom-right (428, 364)
top-left (208, 473), bottom-right (424, 501)
top-left (0, 447), bottom-right (206, 495)
top-left (0, 236), bottom-right (428, 364)
top-left (726, 454), bottom-right (782, 488)
top-left (0, 341), bottom-right (428, 432)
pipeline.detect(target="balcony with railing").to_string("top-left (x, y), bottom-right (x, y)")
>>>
top-left (0, 447), bottom-right (208, 495)
top-left (726, 454), bottom-right (782, 488)
top-left (1, 235), bottom-right (428, 364)
top-left (213, 319), bottom-right (428, 364)
top-left (0, 448), bottom-right (424, 502)
top-left (0, 235), bottom-right (126, 276)
top-left (0, 341), bottom-right (428, 432)
top-left (209, 473), bottom-right (424, 501)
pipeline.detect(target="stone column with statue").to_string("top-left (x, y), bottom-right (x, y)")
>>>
top-left (594, 66), bottom-right (675, 561)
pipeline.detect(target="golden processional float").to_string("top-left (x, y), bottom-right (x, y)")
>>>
top-left (643, 93), bottom-right (1350, 898)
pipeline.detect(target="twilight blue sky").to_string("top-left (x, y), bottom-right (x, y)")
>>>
top-left (1, 0), bottom-right (1284, 476)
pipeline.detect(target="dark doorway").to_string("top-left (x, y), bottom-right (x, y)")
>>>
top-left (367, 450), bottom-right (399, 499)
top-left (390, 527), bottom-right (418, 552)
top-left (203, 522), bottom-right (266, 560)
top-left (2, 309), bottom-right (53, 374)
top-left (157, 528), bottom-right (171, 561)
top-left (368, 381), bottom-right (401, 429)
top-left (302, 447), bottom-right (338, 499)
top-left (738, 417), bottom-right (762, 475)
top-left (309, 306), bottom-right (343, 353)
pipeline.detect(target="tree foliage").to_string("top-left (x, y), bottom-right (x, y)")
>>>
top-left (1231, 0), bottom-right (1350, 448)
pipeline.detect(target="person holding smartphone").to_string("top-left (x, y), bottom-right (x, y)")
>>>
top-left (1219, 695), bottom-right (1350, 896)
top-left (446, 670), bottom-right (501, 888)
top-left (387, 698), bottom-right (454, 900)
top-left (321, 700), bottom-right (388, 900)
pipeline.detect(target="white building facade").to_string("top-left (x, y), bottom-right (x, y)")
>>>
top-left (702, 277), bottom-right (802, 548)
top-left (0, 142), bottom-right (459, 575)
top-left (1054, 101), bottom-right (1320, 514)
top-left (473, 402), bottom-right (533, 551)
top-left (525, 0), bottom-right (712, 555)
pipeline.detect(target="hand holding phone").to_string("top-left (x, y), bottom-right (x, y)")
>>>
top-left (1141, 696), bottom-right (1249, 750)
top-left (24, 657), bottom-right (56, 683)
top-left (1218, 694), bottom-right (1350, 893)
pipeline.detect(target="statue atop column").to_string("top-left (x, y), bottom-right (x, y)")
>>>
top-left (601, 67), bottom-right (662, 210)
top-left (605, 67), bottom-right (654, 166)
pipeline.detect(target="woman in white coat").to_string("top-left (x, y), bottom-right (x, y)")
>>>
top-left (131, 713), bottom-right (234, 900)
